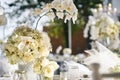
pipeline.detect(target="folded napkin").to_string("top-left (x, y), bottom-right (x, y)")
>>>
top-left (84, 41), bottom-right (120, 73)
top-left (63, 61), bottom-right (91, 80)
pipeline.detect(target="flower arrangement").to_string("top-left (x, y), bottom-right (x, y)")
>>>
top-left (34, 0), bottom-right (78, 29)
top-left (4, 26), bottom-right (52, 64)
top-left (2, 0), bottom-right (78, 79)
top-left (47, 0), bottom-right (78, 23)
top-left (84, 13), bottom-right (120, 40)
top-left (33, 57), bottom-right (59, 79)
top-left (32, 0), bottom-right (78, 78)
top-left (3, 25), bottom-right (59, 79)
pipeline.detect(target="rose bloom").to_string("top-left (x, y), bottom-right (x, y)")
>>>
top-left (43, 65), bottom-right (55, 78)
top-left (43, 61), bottom-right (59, 78)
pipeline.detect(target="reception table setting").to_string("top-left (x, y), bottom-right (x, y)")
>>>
top-left (0, 0), bottom-right (120, 80)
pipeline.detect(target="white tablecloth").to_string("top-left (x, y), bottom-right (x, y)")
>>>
top-left (0, 77), bottom-right (11, 80)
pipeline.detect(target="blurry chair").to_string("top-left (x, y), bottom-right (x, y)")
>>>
top-left (91, 63), bottom-right (120, 80)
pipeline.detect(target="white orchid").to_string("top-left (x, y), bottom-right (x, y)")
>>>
top-left (42, 3), bottom-right (52, 13)
top-left (38, 0), bottom-right (78, 24)
top-left (52, 0), bottom-right (64, 11)
top-left (46, 11), bottom-right (56, 22)
top-left (62, 0), bottom-right (78, 23)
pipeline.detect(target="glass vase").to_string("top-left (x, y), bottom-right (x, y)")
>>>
top-left (13, 63), bottom-right (37, 80)
top-left (13, 70), bottom-right (27, 80)
top-left (37, 74), bottom-right (44, 80)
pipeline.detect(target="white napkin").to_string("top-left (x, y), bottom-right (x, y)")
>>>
top-left (64, 61), bottom-right (91, 80)
top-left (84, 41), bottom-right (120, 73)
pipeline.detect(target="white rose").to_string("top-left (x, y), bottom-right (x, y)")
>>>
top-left (18, 36), bottom-right (38, 52)
top-left (41, 57), bottom-right (49, 67)
top-left (39, 48), bottom-right (50, 57)
top-left (43, 61), bottom-right (59, 78)
top-left (49, 61), bottom-right (59, 70)
top-left (43, 65), bottom-right (54, 78)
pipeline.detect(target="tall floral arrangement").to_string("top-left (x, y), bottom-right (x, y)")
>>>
top-left (3, 0), bottom-right (78, 79)
top-left (33, 0), bottom-right (78, 49)
top-left (32, 0), bottom-right (78, 78)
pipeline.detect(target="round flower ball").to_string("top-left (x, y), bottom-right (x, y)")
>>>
top-left (3, 25), bottom-right (52, 64)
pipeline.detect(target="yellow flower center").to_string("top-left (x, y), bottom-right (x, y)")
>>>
top-left (66, 6), bottom-right (71, 11)
top-left (58, 4), bottom-right (62, 9)
top-left (47, 4), bottom-right (52, 8)
top-left (47, 68), bottom-right (51, 73)
top-left (25, 41), bottom-right (30, 45)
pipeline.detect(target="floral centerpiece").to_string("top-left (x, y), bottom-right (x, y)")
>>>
top-left (34, 0), bottom-right (78, 30)
top-left (84, 13), bottom-right (119, 40)
top-left (3, 26), bottom-right (59, 80)
top-left (32, 0), bottom-right (77, 78)
top-left (34, 57), bottom-right (59, 80)
top-left (84, 12), bottom-right (120, 49)
top-left (2, 0), bottom-right (78, 79)
top-left (4, 26), bottom-right (52, 64)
